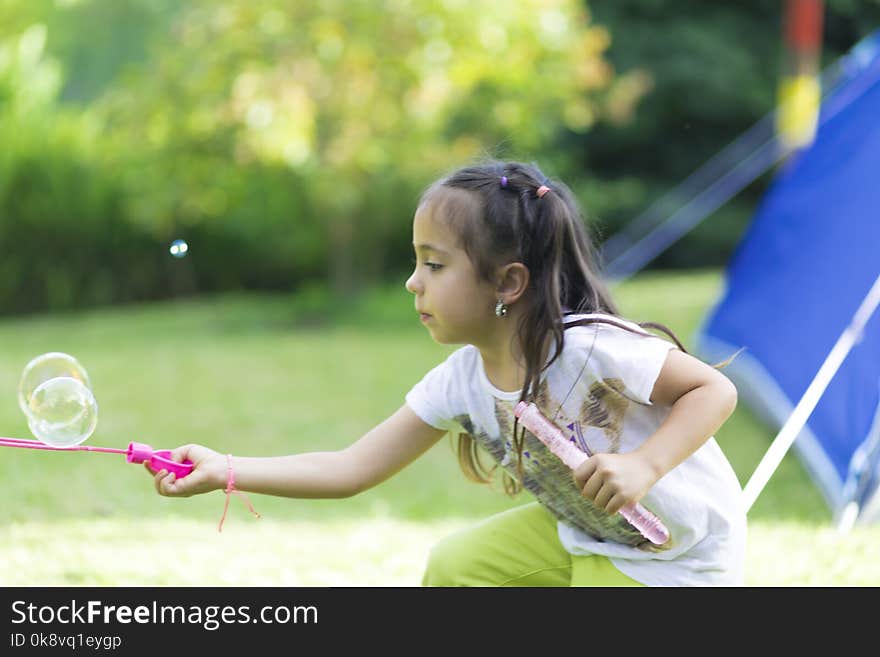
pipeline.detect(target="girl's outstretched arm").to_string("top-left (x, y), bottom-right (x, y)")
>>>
top-left (574, 348), bottom-right (738, 514)
top-left (149, 405), bottom-right (447, 499)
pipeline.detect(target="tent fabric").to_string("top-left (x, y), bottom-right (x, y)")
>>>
top-left (695, 31), bottom-right (880, 524)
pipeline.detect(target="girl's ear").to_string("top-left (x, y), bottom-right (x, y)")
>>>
top-left (496, 262), bottom-right (530, 304)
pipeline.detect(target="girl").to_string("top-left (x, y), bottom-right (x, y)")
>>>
top-left (148, 161), bottom-right (746, 587)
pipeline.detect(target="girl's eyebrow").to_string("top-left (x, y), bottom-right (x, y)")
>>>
top-left (413, 243), bottom-right (450, 255)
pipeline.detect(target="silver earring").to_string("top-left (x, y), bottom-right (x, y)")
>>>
top-left (495, 300), bottom-right (508, 317)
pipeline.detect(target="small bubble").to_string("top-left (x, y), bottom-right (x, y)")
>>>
top-left (169, 239), bottom-right (189, 258)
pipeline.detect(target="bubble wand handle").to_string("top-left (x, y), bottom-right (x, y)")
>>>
top-left (513, 401), bottom-right (670, 545)
top-left (126, 442), bottom-right (194, 479)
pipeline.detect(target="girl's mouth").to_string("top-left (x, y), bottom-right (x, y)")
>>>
top-left (419, 313), bottom-right (432, 323)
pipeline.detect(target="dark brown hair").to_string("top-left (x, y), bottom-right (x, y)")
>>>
top-left (420, 160), bottom-right (690, 494)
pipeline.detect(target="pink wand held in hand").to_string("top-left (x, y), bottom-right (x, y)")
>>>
top-left (126, 441), bottom-right (194, 478)
top-left (513, 401), bottom-right (670, 546)
top-left (0, 436), bottom-right (194, 478)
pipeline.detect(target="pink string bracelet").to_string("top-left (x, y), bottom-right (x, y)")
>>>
top-left (218, 454), bottom-right (261, 532)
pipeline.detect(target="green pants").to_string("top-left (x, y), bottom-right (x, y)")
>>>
top-left (422, 502), bottom-right (645, 587)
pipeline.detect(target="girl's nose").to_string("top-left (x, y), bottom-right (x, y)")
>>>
top-left (405, 270), bottom-right (420, 294)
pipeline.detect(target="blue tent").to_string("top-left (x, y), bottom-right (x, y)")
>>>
top-left (696, 31), bottom-right (880, 525)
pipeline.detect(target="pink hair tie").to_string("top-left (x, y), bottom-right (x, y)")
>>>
top-left (217, 454), bottom-right (261, 532)
top-left (536, 185), bottom-right (551, 198)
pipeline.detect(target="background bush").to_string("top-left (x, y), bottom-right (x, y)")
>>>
top-left (1, 1), bottom-right (879, 315)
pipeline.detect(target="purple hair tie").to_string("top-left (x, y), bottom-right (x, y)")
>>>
top-left (500, 176), bottom-right (508, 188)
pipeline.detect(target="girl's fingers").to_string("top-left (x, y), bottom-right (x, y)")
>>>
top-left (153, 469), bottom-right (168, 495)
top-left (580, 470), bottom-right (603, 502)
top-left (171, 444), bottom-right (194, 463)
top-left (593, 482), bottom-right (614, 512)
top-left (573, 457), bottom-right (597, 489)
top-left (606, 493), bottom-right (627, 516)
top-left (153, 469), bottom-right (180, 496)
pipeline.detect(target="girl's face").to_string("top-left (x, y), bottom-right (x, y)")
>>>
top-left (405, 202), bottom-right (498, 346)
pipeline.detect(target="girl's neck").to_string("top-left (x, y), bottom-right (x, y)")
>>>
top-left (476, 321), bottom-right (552, 395)
top-left (479, 349), bottom-right (526, 393)
top-left (475, 319), bottom-right (526, 393)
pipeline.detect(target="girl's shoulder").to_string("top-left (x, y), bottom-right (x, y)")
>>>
top-left (562, 312), bottom-right (652, 338)
top-left (435, 343), bottom-right (482, 374)
top-left (561, 312), bottom-right (674, 362)
top-left (561, 312), bottom-right (678, 404)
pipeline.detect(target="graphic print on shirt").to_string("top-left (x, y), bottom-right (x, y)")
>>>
top-left (468, 379), bottom-right (670, 550)
top-left (578, 378), bottom-right (628, 454)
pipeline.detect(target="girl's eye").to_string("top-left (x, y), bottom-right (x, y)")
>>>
top-left (411, 257), bottom-right (442, 271)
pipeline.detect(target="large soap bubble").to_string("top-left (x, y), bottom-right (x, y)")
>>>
top-left (18, 352), bottom-right (92, 417)
top-left (26, 376), bottom-right (98, 447)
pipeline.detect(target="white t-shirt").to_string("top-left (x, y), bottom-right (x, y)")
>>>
top-left (405, 313), bottom-right (746, 586)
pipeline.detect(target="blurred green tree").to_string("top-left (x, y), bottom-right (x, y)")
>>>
top-left (6, 0), bottom-right (878, 313)
top-left (0, 19), bottom-right (163, 313)
top-left (577, 0), bottom-right (880, 268)
top-left (93, 0), bottom-right (646, 293)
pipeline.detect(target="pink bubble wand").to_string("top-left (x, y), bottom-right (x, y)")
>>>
top-left (0, 436), bottom-right (193, 478)
top-left (513, 401), bottom-right (670, 545)
top-left (1, 437), bottom-right (261, 531)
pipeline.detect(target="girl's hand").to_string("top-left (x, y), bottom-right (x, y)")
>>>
top-left (146, 444), bottom-right (226, 498)
top-left (573, 452), bottom-right (660, 515)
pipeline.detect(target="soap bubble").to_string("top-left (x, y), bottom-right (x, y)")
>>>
top-left (26, 376), bottom-right (98, 447)
top-left (19, 352), bottom-right (92, 417)
top-left (169, 239), bottom-right (189, 258)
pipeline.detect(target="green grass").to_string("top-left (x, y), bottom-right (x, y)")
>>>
top-left (1, 270), bottom-right (877, 586)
